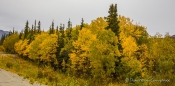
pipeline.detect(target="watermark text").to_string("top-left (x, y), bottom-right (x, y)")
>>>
top-left (125, 78), bottom-right (170, 83)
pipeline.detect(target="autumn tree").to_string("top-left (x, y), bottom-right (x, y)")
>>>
top-left (146, 34), bottom-right (175, 85)
top-left (14, 39), bottom-right (29, 57)
top-left (39, 34), bottom-right (58, 65)
top-left (59, 26), bottom-right (80, 71)
top-left (0, 45), bottom-right (5, 51)
top-left (69, 28), bottom-right (97, 77)
top-left (89, 17), bottom-right (108, 34)
top-left (3, 34), bottom-right (19, 53)
top-left (88, 29), bottom-right (120, 82)
top-left (27, 33), bottom-right (58, 65)
top-left (27, 33), bottom-right (48, 61)
top-left (134, 25), bottom-right (149, 45)
top-left (107, 15), bottom-right (150, 82)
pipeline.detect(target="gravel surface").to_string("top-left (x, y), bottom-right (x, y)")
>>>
top-left (0, 69), bottom-right (46, 86)
top-left (0, 52), bottom-right (46, 86)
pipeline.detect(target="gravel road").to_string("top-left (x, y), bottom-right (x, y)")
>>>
top-left (0, 51), bottom-right (45, 86)
top-left (0, 69), bottom-right (45, 86)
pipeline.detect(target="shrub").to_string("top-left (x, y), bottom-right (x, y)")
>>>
top-left (0, 45), bottom-right (5, 52)
top-left (6, 61), bottom-right (13, 68)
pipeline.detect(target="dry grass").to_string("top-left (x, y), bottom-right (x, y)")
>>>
top-left (0, 55), bottom-right (91, 86)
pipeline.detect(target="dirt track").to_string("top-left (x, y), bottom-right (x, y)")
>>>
top-left (0, 52), bottom-right (45, 86)
top-left (0, 69), bottom-right (45, 86)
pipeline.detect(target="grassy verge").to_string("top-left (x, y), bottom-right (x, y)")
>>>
top-left (0, 55), bottom-right (94, 86)
top-left (0, 54), bottom-right (129, 86)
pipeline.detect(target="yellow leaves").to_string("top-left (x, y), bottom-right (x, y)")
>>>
top-left (118, 15), bottom-right (147, 42)
top-left (14, 40), bottom-right (22, 55)
top-left (3, 34), bottom-right (19, 53)
top-left (69, 53), bottom-right (78, 69)
top-left (14, 39), bottom-right (29, 57)
top-left (69, 28), bottom-right (97, 73)
top-left (72, 28), bottom-right (97, 52)
top-left (27, 33), bottom-right (58, 64)
top-left (22, 40), bottom-right (29, 56)
top-left (39, 34), bottom-right (58, 63)
top-left (28, 33), bottom-right (47, 60)
top-left (122, 36), bottom-right (138, 57)
top-left (0, 45), bottom-right (5, 51)
top-left (90, 17), bottom-right (107, 33)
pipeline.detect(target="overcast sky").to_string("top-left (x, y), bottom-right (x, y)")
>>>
top-left (0, 0), bottom-right (174, 36)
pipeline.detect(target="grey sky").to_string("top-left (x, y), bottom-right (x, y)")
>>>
top-left (0, 0), bottom-right (174, 36)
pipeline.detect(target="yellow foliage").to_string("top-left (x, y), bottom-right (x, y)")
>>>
top-left (14, 39), bottom-right (29, 56)
top-left (0, 45), bottom-right (5, 51)
top-left (28, 33), bottom-right (58, 64)
top-left (69, 28), bottom-right (97, 73)
top-left (39, 34), bottom-right (58, 64)
top-left (122, 36), bottom-right (138, 57)
top-left (27, 33), bottom-right (48, 60)
top-left (118, 15), bottom-right (145, 41)
top-left (3, 34), bottom-right (19, 53)
top-left (90, 17), bottom-right (107, 33)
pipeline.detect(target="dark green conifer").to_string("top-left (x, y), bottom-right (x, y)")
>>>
top-left (37, 21), bottom-right (41, 34)
top-left (80, 18), bottom-right (84, 30)
top-left (105, 4), bottom-right (120, 36)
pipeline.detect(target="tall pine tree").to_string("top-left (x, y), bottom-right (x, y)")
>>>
top-left (0, 34), bottom-right (6, 45)
top-left (34, 20), bottom-right (37, 34)
top-left (105, 4), bottom-right (120, 36)
top-left (56, 25), bottom-right (59, 34)
top-left (51, 20), bottom-right (55, 34)
top-left (80, 18), bottom-right (84, 30)
top-left (67, 18), bottom-right (72, 38)
top-left (24, 20), bottom-right (29, 39)
top-left (38, 21), bottom-right (41, 34)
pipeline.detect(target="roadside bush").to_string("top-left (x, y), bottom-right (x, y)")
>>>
top-left (0, 45), bottom-right (5, 52)
top-left (6, 61), bottom-right (13, 68)
top-left (3, 34), bottom-right (19, 53)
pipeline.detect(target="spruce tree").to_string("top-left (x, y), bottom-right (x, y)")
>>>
top-left (19, 30), bottom-right (23, 39)
top-left (56, 25), bottom-right (59, 34)
top-left (68, 18), bottom-right (72, 29)
top-left (80, 18), bottom-right (84, 30)
top-left (24, 20), bottom-right (29, 39)
top-left (12, 27), bottom-right (15, 34)
top-left (59, 23), bottom-right (65, 38)
top-left (67, 18), bottom-right (72, 38)
top-left (34, 20), bottom-right (37, 34)
top-left (31, 24), bottom-right (34, 35)
top-left (105, 4), bottom-right (122, 79)
top-left (63, 24), bottom-right (65, 31)
top-left (105, 4), bottom-right (120, 36)
top-left (0, 34), bottom-right (5, 45)
top-left (49, 25), bottom-right (52, 34)
top-left (38, 21), bottom-right (41, 34)
top-left (55, 24), bottom-right (65, 69)
top-left (32, 24), bottom-right (34, 31)
top-left (51, 20), bottom-right (55, 34)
